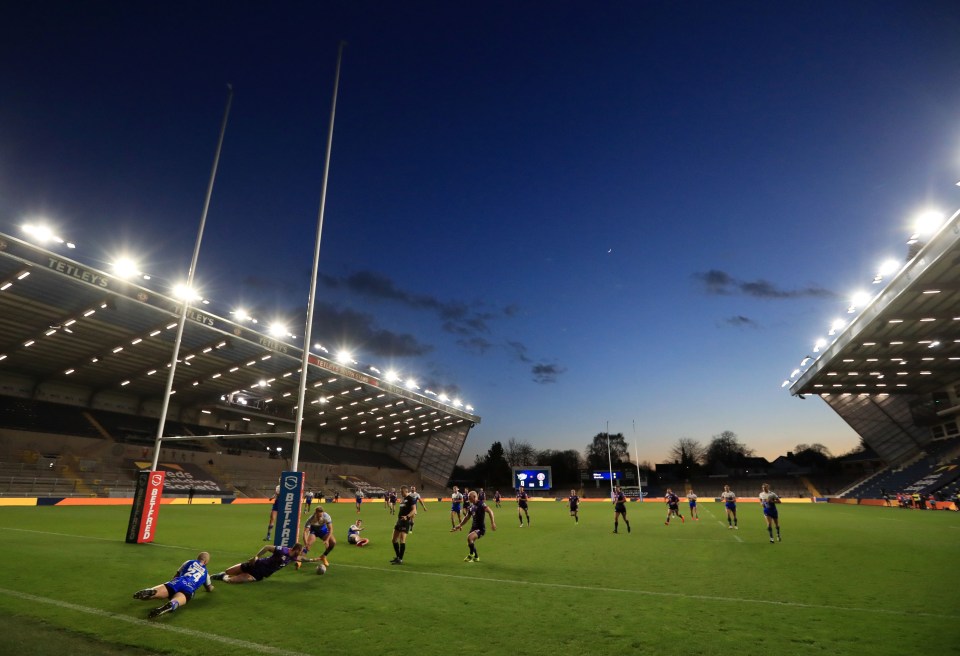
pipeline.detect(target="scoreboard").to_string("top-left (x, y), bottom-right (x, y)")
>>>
top-left (512, 466), bottom-right (552, 490)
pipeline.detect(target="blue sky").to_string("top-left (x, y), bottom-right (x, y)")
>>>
top-left (2, 2), bottom-right (960, 465)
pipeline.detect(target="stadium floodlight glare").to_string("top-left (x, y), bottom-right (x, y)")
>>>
top-left (111, 257), bottom-right (140, 279)
top-left (336, 350), bottom-right (353, 365)
top-left (847, 290), bottom-right (871, 313)
top-left (913, 209), bottom-right (945, 237)
top-left (828, 318), bottom-right (845, 336)
top-left (384, 370), bottom-right (399, 383)
top-left (268, 322), bottom-right (288, 338)
top-left (405, 378), bottom-right (419, 390)
top-left (873, 258), bottom-right (900, 283)
top-left (172, 283), bottom-right (200, 301)
top-left (232, 308), bottom-right (251, 322)
top-left (812, 337), bottom-right (827, 353)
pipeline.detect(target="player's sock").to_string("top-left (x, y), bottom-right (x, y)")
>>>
top-left (626, 521), bottom-right (631, 533)
top-left (614, 521), bottom-right (618, 533)
top-left (680, 515), bottom-right (684, 523)
top-left (392, 541), bottom-right (400, 557)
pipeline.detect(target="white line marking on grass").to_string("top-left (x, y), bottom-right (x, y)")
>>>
top-left (0, 527), bottom-right (252, 557)
top-left (0, 527), bottom-right (184, 548)
top-left (703, 508), bottom-right (743, 541)
top-left (0, 587), bottom-right (301, 656)
top-left (334, 564), bottom-right (958, 620)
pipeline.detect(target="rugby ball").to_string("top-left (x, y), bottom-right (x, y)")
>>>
top-left (316, 564), bottom-right (327, 575)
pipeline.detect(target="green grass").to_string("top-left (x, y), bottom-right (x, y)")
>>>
top-left (0, 500), bottom-right (957, 656)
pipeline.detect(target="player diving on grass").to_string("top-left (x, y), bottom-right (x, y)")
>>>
top-left (133, 551), bottom-right (214, 618)
top-left (759, 483), bottom-right (782, 543)
top-left (452, 490), bottom-right (496, 562)
top-left (210, 543), bottom-right (304, 583)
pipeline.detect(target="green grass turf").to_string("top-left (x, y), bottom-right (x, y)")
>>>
top-left (0, 499), bottom-right (957, 656)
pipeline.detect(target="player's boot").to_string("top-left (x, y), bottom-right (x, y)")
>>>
top-left (133, 589), bottom-right (156, 600)
top-left (770, 537), bottom-right (775, 543)
top-left (464, 554), bottom-right (474, 562)
top-left (149, 602), bottom-right (175, 618)
top-left (211, 572), bottom-right (225, 581)
top-left (472, 555), bottom-right (480, 563)
top-left (320, 555), bottom-right (330, 567)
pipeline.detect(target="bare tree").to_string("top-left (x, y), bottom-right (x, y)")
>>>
top-left (505, 437), bottom-right (537, 467)
top-left (668, 438), bottom-right (706, 466)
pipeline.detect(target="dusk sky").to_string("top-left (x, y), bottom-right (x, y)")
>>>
top-left (3, 3), bottom-right (960, 466)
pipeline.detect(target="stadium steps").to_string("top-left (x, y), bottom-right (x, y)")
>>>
top-left (799, 476), bottom-right (820, 497)
top-left (82, 411), bottom-right (114, 442)
top-left (61, 457), bottom-right (96, 496)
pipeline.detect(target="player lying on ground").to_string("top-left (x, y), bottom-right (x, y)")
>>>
top-left (133, 551), bottom-right (214, 618)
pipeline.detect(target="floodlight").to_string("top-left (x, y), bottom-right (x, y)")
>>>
top-left (336, 350), bottom-right (353, 364)
top-left (384, 370), bottom-right (399, 382)
top-left (268, 322), bottom-right (288, 338)
top-left (111, 257), bottom-right (140, 279)
top-left (173, 283), bottom-right (200, 301)
top-left (913, 210), bottom-right (944, 237)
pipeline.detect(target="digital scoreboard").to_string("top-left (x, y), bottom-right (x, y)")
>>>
top-left (592, 471), bottom-right (621, 480)
top-left (512, 466), bottom-right (552, 490)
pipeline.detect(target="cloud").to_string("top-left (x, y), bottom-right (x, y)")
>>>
top-left (321, 269), bottom-right (498, 337)
top-left (320, 269), bottom-right (567, 384)
top-left (310, 302), bottom-right (432, 358)
top-left (724, 315), bottom-right (758, 328)
top-left (531, 362), bottom-right (566, 384)
top-left (694, 269), bottom-right (834, 299)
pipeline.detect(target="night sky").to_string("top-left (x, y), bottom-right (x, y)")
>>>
top-left (3, 2), bottom-right (960, 466)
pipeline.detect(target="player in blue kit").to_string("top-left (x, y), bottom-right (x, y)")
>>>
top-left (612, 486), bottom-right (631, 533)
top-left (720, 484), bottom-right (738, 529)
top-left (664, 488), bottom-right (684, 525)
top-left (211, 543), bottom-right (304, 583)
top-left (516, 487), bottom-right (530, 527)
top-left (453, 490), bottom-right (496, 562)
top-left (569, 489), bottom-right (580, 524)
top-left (133, 551), bottom-right (214, 618)
top-left (347, 519), bottom-right (370, 547)
top-left (450, 486), bottom-right (464, 528)
top-left (303, 506), bottom-right (336, 567)
top-left (686, 489), bottom-right (699, 520)
top-left (759, 483), bottom-right (782, 543)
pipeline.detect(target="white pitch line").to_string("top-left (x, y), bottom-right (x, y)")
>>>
top-left (0, 587), bottom-right (302, 656)
top-left (703, 508), bottom-right (743, 541)
top-left (333, 563), bottom-right (957, 619)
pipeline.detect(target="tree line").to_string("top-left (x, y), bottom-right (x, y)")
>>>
top-left (450, 430), bottom-right (843, 489)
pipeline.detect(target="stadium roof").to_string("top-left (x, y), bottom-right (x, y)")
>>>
top-left (0, 231), bottom-right (479, 481)
top-left (788, 209), bottom-right (960, 463)
top-left (789, 210), bottom-right (960, 397)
